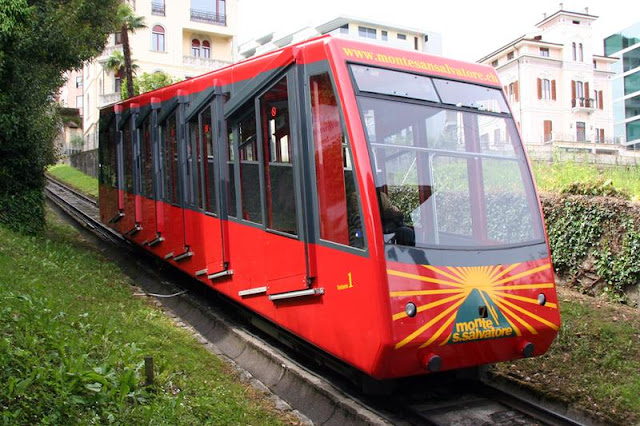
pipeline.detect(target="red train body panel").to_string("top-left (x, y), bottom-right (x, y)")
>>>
top-left (99, 35), bottom-right (560, 380)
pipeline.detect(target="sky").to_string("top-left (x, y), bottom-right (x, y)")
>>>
top-left (237, 0), bottom-right (639, 62)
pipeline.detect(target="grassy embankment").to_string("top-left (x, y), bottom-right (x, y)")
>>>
top-left (532, 161), bottom-right (640, 200)
top-left (0, 209), bottom-right (296, 424)
top-left (47, 164), bottom-right (99, 199)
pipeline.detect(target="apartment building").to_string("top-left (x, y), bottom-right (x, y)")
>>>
top-left (238, 16), bottom-right (442, 60)
top-left (605, 22), bottom-right (640, 149)
top-left (69, 0), bottom-right (237, 151)
top-left (479, 9), bottom-right (617, 148)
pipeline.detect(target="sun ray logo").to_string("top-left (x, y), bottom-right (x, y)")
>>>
top-left (388, 263), bottom-right (559, 350)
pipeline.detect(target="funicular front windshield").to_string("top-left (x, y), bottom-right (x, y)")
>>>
top-left (351, 65), bottom-right (544, 249)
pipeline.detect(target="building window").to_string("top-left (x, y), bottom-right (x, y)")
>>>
top-left (414, 36), bottom-right (419, 50)
top-left (491, 59), bottom-right (498, 67)
top-left (339, 24), bottom-right (349, 34)
top-left (540, 47), bottom-right (549, 57)
top-left (191, 38), bottom-right (201, 57)
top-left (507, 51), bottom-right (514, 60)
top-left (151, 0), bottom-right (165, 15)
top-left (190, 0), bottom-right (226, 25)
top-left (76, 95), bottom-right (83, 115)
top-left (595, 128), bottom-right (605, 143)
top-left (572, 42), bottom-right (577, 60)
top-left (578, 43), bottom-right (584, 62)
top-left (543, 120), bottom-right (553, 142)
top-left (115, 32), bottom-right (122, 45)
top-left (397, 33), bottom-right (406, 40)
top-left (541, 79), bottom-right (551, 100)
top-left (152, 25), bottom-right (165, 51)
top-left (115, 72), bottom-right (122, 94)
top-left (358, 26), bottom-right (376, 39)
top-left (576, 122), bottom-right (586, 142)
top-left (202, 40), bottom-right (210, 58)
top-left (381, 30), bottom-right (387, 41)
top-left (508, 81), bottom-right (519, 103)
top-left (75, 76), bottom-right (83, 88)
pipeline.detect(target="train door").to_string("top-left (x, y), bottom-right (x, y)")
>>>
top-left (137, 106), bottom-right (157, 245)
top-left (131, 106), bottom-right (143, 237)
top-left (187, 97), bottom-right (227, 275)
top-left (119, 114), bottom-right (136, 236)
top-left (259, 73), bottom-right (311, 295)
top-left (157, 104), bottom-right (186, 259)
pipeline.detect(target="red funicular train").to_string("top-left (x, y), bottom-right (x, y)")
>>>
top-left (99, 35), bottom-right (560, 379)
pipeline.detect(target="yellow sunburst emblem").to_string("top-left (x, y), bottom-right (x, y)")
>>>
top-left (388, 263), bottom-right (559, 350)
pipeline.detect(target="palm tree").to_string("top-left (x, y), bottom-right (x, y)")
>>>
top-left (116, 2), bottom-right (146, 99)
top-left (105, 50), bottom-right (139, 96)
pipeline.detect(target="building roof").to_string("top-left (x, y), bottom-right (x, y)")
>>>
top-left (477, 36), bottom-right (563, 63)
top-left (534, 9), bottom-right (598, 27)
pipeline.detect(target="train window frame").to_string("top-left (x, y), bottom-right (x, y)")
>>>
top-left (122, 116), bottom-right (134, 194)
top-left (139, 110), bottom-right (154, 198)
top-left (198, 102), bottom-right (219, 217)
top-left (159, 106), bottom-right (180, 206)
top-left (347, 63), bottom-right (545, 251)
top-left (305, 64), bottom-right (368, 254)
top-left (98, 109), bottom-right (118, 189)
top-left (257, 73), bottom-right (301, 239)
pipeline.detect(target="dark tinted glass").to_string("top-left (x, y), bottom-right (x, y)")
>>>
top-left (432, 78), bottom-right (509, 113)
top-left (351, 64), bottom-right (439, 102)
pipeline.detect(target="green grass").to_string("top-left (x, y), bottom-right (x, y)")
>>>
top-left (491, 287), bottom-right (640, 424)
top-left (47, 164), bottom-right (99, 199)
top-left (532, 161), bottom-right (640, 201)
top-left (0, 209), bottom-right (294, 424)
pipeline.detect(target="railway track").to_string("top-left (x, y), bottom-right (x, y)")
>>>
top-left (44, 176), bottom-right (592, 426)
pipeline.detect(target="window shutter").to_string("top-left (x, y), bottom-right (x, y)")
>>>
top-left (585, 82), bottom-right (590, 104)
top-left (515, 81), bottom-right (519, 102)
top-left (551, 80), bottom-right (557, 100)
top-left (599, 91), bottom-right (603, 109)
top-left (504, 85), bottom-right (508, 95)
top-left (571, 80), bottom-right (576, 102)
top-left (600, 129), bottom-right (605, 141)
top-left (537, 78), bottom-right (542, 99)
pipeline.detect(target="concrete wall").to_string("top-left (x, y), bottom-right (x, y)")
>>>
top-left (69, 148), bottom-right (99, 179)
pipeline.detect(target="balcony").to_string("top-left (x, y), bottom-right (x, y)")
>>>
top-left (151, 1), bottom-right (165, 16)
top-left (571, 97), bottom-right (595, 113)
top-left (182, 56), bottom-right (231, 70)
top-left (99, 92), bottom-right (121, 107)
top-left (190, 9), bottom-right (226, 25)
top-left (98, 44), bottom-right (123, 63)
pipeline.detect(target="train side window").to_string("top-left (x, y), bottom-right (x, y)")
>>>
top-left (237, 106), bottom-right (263, 224)
top-left (200, 106), bottom-right (217, 214)
top-left (140, 115), bottom-right (153, 197)
top-left (161, 111), bottom-right (179, 205)
top-left (99, 111), bottom-right (118, 188)
top-left (187, 115), bottom-right (201, 209)
top-left (310, 72), bottom-right (364, 248)
top-left (227, 125), bottom-right (237, 217)
top-left (123, 119), bottom-right (133, 193)
top-left (260, 76), bottom-right (297, 236)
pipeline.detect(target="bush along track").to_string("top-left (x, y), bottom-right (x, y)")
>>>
top-left (541, 193), bottom-right (640, 304)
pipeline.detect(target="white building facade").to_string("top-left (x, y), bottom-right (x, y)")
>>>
top-left (479, 9), bottom-right (617, 148)
top-left (67, 0), bottom-right (237, 151)
top-left (238, 16), bottom-right (442, 60)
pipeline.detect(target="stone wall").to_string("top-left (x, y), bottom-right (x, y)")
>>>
top-left (69, 148), bottom-right (98, 179)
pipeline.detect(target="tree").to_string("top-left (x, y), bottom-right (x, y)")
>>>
top-left (105, 49), bottom-right (139, 98)
top-left (0, 0), bottom-right (119, 234)
top-left (116, 2), bottom-right (145, 99)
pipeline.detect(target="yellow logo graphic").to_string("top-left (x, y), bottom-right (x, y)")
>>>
top-left (388, 264), bottom-right (558, 349)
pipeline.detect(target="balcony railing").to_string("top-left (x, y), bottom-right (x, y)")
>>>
top-left (190, 9), bottom-right (226, 25)
top-left (571, 97), bottom-right (595, 108)
top-left (99, 92), bottom-right (121, 107)
top-left (182, 56), bottom-right (231, 70)
top-left (151, 1), bottom-right (165, 16)
top-left (98, 44), bottom-right (123, 62)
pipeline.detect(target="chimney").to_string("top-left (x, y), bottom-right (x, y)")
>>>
top-left (585, 7), bottom-right (589, 14)
top-left (559, 2), bottom-right (563, 10)
top-left (543, 12), bottom-right (547, 19)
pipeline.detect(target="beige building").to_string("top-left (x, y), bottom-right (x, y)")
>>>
top-left (238, 16), bottom-right (442, 60)
top-left (73, 0), bottom-right (237, 151)
top-left (479, 9), bottom-right (617, 148)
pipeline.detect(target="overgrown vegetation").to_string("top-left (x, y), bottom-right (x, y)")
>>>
top-left (47, 164), bottom-right (99, 199)
top-left (491, 287), bottom-right (640, 424)
top-left (532, 161), bottom-right (640, 201)
top-left (0, 209), bottom-right (294, 424)
top-left (121, 71), bottom-right (179, 99)
top-left (0, 0), bottom-right (119, 234)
